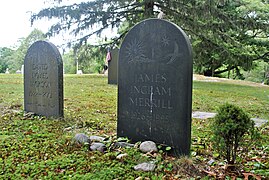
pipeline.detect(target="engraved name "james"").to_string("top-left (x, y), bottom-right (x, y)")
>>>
top-left (134, 73), bottom-right (167, 83)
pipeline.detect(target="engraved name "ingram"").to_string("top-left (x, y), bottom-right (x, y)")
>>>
top-left (130, 86), bottom-right (171, 96)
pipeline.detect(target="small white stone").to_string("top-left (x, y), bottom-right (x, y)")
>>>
top-left (116, 153), bottom-right (128, 160)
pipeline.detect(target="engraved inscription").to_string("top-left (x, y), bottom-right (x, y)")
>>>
top-left (161, 34), bottom-right (170, 46)
top-left (165, 42), bottom-right (181, 65)
top-left (24, 40), bottom-right (63, 117)
top-left (128, 73), bottom-right (173, 111)
top-left (134, 73), bottom-right (167, 83)
top-left (129, 97), bottom-right (172, 109)
top-left (29, 63), bottom-right (52, 100)
top-left (126, 38), bottom-right (181, 65)
top-left (126, 110), bottom-right (169, 121)
top-left (126, 39), bottom-right (149, 63)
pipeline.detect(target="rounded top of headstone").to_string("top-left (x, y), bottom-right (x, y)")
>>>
top-left (120, 18), bottom-right (192, 66)
top-left (25, 40), bottom-right (62, 65)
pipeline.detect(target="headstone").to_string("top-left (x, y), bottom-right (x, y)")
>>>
top-left (16, 70), bottom-right (22, 74)
top-left (108, 48), bottom-right (119, 84)
top-left (5, 68), bottom-right (9, 74)
top-left (21, 65), bottom-right (24, 74)
top-left (77, 69), bottom-right (83, 75)
top-left (117, 19), bottom-right (193, 156)
top-left (24, 40), bottom-right (63, 117)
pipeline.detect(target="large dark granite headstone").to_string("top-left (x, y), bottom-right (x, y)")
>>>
top-left (24, 41), bottom-right (63, 117)
top-left (108, 48), bottom-right (119, 85)
top-left (117, 19), bottom-right (193, 155)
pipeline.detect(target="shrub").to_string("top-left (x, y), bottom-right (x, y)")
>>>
top-left (212, 103), bottom-right (255, 164)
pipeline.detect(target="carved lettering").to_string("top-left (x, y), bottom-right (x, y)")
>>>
top-left (33, 64), bottom-right (48, 71)
top-left (127, 110), bottom-right (169, 121)
top-left (29, 91), bottom-right (52, 98)
top-left (129, 97), bottom-right (172, 109)
top-left (134, 73), bottom-right (167, 83)
top-left (130, 86), bottom-right (171, 96)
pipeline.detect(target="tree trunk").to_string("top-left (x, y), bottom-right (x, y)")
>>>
top-left (144, 0), bottom-right (154, 18)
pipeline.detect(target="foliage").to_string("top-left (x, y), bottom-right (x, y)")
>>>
top-left (31, 0), bottom-right (269, 76)
top-left (242, 61), bottom-right (269, 83)
top-left (62, 45), bottom-right (106, 74)
top-left (0, 29), bottom-right (46, 73)
top-left (211, 103), bottom-right (255, 164)
top-left (74, 44), bottom-right (107, 74)
top-left (9, 29), bottom-right (46, 72)
top-left (0, 47), bottom-right (14, 73)
top-left (62, 51), bottom-right (76, 74)
top-left (0, 74), bottom-right (269, 179)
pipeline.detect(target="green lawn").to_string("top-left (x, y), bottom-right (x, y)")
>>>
top-left (0, 74), bottom-right (268, 179)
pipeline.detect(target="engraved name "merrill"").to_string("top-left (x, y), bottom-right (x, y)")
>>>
top-left (129, 97), bottom-right (172, 109)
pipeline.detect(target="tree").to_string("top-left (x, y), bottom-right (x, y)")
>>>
top-left (32, 0), bottom-right (269, 77)
top-left (62, 44), bottom-right (107, 74)
top-left (212, 103), bottom-right (255, 164)
top-left (0, 47), bottom-right (14, 73)
top-left (8, 29), bottom-right (46, 72)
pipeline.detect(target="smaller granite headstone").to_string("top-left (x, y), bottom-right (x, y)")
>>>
top-left (24, 40), bottom-right (63, 117)
top-left (108, 48), bottom-right (119, 84)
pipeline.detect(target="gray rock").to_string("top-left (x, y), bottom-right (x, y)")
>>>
top-left (113, 142), bottom-right (135, 148)
top-left (73, 133), bottom-right (90, 144)
top-left (139, 141), bottom-right (158, 153)
top-left (64, 127), bottom-right (72, 131)
top-left (90, 135), bottom-right (106, 142)
top-left (208, 159), bottom-right (215, 166)
top-left (90, 142), bottom-right (106, 152)
top-left (251, 118), bottom-right (268, 127)
top-left (116, 153), bottom-right (128, 160)
top-left (134, 162), bottom-right (156, 172)
top-left (192, 111), bottom-right (216, 119)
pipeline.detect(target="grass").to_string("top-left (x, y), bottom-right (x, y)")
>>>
top-left (193, 81), bottom-right (269, 119)
top-left (0, 74), bottom-right (269, 179)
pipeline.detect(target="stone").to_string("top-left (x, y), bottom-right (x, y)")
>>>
top-left (251, 118), bottom-right (268, 127)
top-left (192, 111), bottom-right (216, 119)
top-left (117, 19), bottom-right (193, 156)
top-left (108, 48), bottom-right (119, 84)
top-left (24, 40), bottom-right (63, 117)
top-left (116, 153), bottom-right (128, 160)
top-left (16, 70), bottom-right (22, 74)
top-left (89, 135), bottom-right (106, 142)
top-left (192, 111), bottom-right (268, 127)
top-left (5, 68), bottom-right (9, 74)
top-left (208, 159), bottom-right (215, 166)
top-left (76, 69), bottom-right (83, 74)
top-left (90, 142), bottom-right (106, 152)
top-left (74, 133), bottom-right (90, 144)
top-left (21, 65), bottom-right (24, 74)
top-left (134, 162), bottom-right (156, 172)
top-left (113, 142), bottom-right (135, 148)
top-left (63, 127), bottom-right (72, 131)
top-left (139, 141), bottom-right (158, 153)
